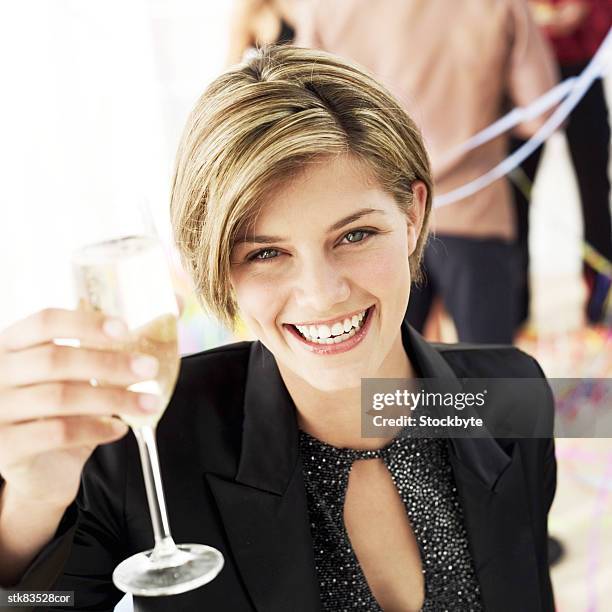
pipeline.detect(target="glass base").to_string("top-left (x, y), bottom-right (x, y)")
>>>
top-left (112, 543), bottom-right (224, 597)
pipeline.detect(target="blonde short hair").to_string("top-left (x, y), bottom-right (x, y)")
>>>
top-left (171, 45), bottom-right (432, 328)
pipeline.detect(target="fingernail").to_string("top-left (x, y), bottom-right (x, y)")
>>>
top-left (103, 318), bottom-right (128, 338)
top-left (138, 394), bottom-right (160, 413)
top-left (131, 355), bottom-right (159, 378)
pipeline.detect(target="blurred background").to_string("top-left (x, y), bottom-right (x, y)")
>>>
top-left (0, 2), bottom-right (610, 611)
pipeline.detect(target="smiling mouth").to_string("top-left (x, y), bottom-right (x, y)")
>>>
top-left (287, 306), bottom-right (373, 345)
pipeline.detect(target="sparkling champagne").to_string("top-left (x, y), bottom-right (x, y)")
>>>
top-left (73, 236), bottom-right (180, 427)
top-left (121, 313), bottom-right (179, 428)
top-left (105, 312), bottom-right (179, 428)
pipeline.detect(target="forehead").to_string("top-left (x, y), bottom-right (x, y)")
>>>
top-left (252, 155), bottom-right (391, 231)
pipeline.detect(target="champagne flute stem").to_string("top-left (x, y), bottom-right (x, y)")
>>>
top-left (133, 425), bottom-right (177, 560)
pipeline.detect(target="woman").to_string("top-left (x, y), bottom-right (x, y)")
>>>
top-left (0, 47), bottom-right (556, 611)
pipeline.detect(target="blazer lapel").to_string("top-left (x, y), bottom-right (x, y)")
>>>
top-left (448, 442), bottom-right (543, 611)
top-left (206, 342), bottom-right (321, 612)
top-left (405, 325), bottom-right (542, 611)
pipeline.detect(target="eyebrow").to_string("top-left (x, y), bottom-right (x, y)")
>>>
top-left (236, 208), bottom-right (385, 244)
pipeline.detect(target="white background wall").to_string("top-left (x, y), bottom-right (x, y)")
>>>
top-left (0, 0), bottom-right (233, 331)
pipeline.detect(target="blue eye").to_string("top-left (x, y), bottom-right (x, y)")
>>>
top-left (343, 229), bottom-right (374, 244)
top-left (246, 229), bottom-right (377, 263)
top-left (248, 248), bottom-right (280, 262)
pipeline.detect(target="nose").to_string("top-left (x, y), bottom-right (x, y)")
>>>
top-left (293, 255), bottom-right (351, 315)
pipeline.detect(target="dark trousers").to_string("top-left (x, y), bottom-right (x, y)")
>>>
top-left (406, 235), bottom-right (520, 344)
top-left (511, 63), bottom-right (612, 324)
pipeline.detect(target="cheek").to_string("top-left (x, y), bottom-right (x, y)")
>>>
top-left (231, 270), bottom-right (286, 329)
top-left (349, 237), bottom-right (412, 290)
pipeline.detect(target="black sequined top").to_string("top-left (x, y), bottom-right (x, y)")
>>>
top-left (299, 431), bottom-right (484, 611)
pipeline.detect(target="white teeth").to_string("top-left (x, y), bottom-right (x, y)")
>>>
top-left (318, 324), bottom-right (331, 339)
top-left (293, 307), bottom-right (369, 342)
top-left (303, 325), bottom-right (360, 345)
top-left (298, 326), bottom-right (311, 339)
top-left (331, 322), bottom-right (344, 336)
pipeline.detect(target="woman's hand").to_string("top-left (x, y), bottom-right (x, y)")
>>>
top-left (0, 308), bottom-right (160, 511)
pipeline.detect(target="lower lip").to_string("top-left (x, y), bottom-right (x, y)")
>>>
top-left (284, 306), bottom-right (375, 355)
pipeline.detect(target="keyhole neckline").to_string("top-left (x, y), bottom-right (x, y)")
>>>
top-left (298, 427), bottom-right (417, 462)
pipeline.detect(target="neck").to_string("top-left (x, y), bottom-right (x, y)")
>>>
top-left (278, 332), bottom-right (414, 450)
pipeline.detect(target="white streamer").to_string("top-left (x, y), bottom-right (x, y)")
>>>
top-left (438, 78), bottom-right (576, 164)
top-left (433, 27), bottom-right (612, 209)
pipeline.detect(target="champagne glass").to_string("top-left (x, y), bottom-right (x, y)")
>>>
top-left (72, 235), bottom-right (224, 596)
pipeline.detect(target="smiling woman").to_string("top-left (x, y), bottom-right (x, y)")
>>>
top-left (228, 155), bottom-right (425, 393)
top-left (0, 46), bottom-right (556, 612)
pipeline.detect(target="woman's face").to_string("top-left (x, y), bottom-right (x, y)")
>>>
top-left (230, 154), bottom-right (427, 392)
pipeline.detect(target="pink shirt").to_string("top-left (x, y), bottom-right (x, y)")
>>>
top-left (295, 0), bottom-right (559, 239)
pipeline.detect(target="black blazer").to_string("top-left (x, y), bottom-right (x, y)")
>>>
top-left (9, 323), bottom-right (557, 612)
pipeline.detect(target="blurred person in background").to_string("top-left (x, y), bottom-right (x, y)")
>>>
top-left (227, 0), bottom-right (296, 65)
top-left (512, 0), bottom-right (612, 327)
top-left (295, 0), bottom-right (558, 344)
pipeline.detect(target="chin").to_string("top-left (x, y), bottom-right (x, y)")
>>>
top-left (300, 365), bottom-right (366, 393)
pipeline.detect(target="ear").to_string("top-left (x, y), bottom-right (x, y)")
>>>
top-left (406, 180), bottom-right (428, 256)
